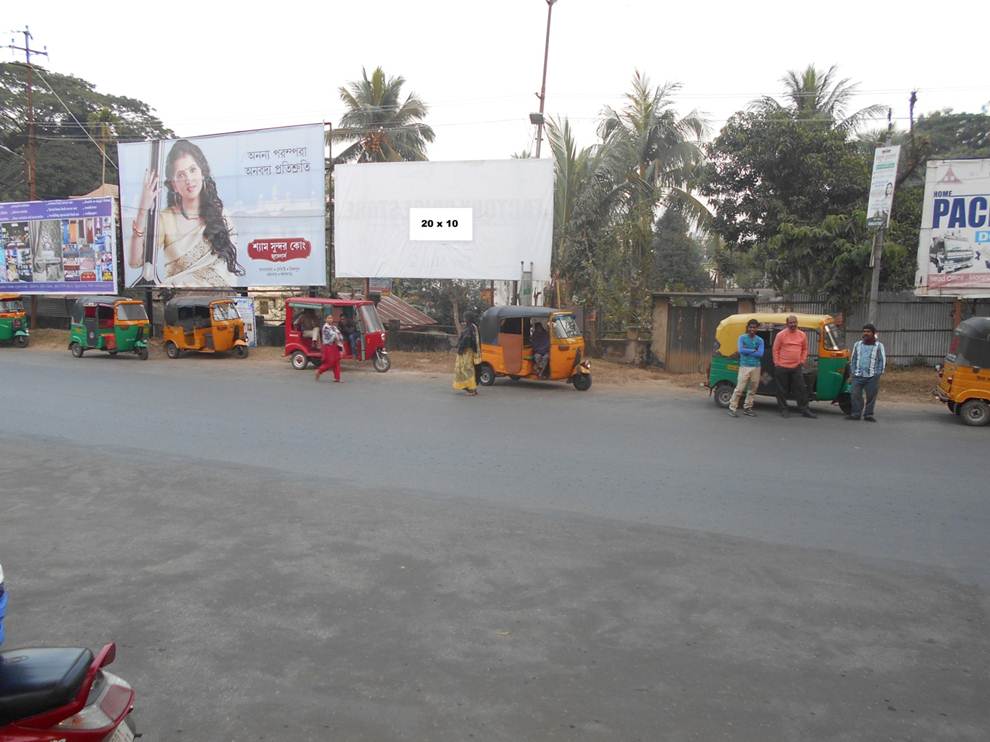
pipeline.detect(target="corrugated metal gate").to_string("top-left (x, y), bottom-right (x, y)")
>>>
top-left (667, 302), bottom-right (736, 373)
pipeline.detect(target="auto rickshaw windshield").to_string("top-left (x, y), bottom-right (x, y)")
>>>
top-left (553, 314), bottom-right (581, 339)
top-left (212, 302), bottom-right (239, 321)
top-left (358, 304), bottom-right (384, 333)
top-left (823, 323), bottom-right (844, 351)
top-left (116, 303), bottom-right (148, 321)
top-left (0, 299), bottom-right (23, 313)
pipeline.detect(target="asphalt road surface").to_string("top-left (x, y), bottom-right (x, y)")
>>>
top-left (1, 350), bottom-right (987, 741)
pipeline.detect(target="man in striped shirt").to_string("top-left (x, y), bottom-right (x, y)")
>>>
top-left (847, 323), bottom-right (886, 422)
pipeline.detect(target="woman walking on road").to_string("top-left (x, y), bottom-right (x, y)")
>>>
top-left (452, 312), bottom-right (481, 396)
top-left (315, 314), bottom-right (344, 383)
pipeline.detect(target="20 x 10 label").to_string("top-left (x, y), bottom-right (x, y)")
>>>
top-left (409, 208), bottom-right (473, 242)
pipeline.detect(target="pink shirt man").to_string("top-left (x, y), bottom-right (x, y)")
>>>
top-left (772, 327), bottom-right (807, 369)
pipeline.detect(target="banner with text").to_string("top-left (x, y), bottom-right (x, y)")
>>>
top-left (916, 158), bottom-right (990, 296)
top-left (118, 123), bottom-right (326, 288)
top-left (0, 197), bottom-right (116, 294)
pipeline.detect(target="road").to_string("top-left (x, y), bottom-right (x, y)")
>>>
top-left (0, 350), bottom-right (987, 741)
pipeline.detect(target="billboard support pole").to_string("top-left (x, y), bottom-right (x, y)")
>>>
top-left (867, 225), bottom-right (884, 326)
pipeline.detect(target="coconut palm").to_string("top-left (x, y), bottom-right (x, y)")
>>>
top-left (331, 67), bottom-right (435, 163)
top-left (754, 64), bottom-right (885, 131)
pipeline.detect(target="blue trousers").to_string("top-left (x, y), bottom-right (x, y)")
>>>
top-left (850, 375), bottom-right (880, 418)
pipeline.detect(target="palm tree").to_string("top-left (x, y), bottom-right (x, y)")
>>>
top-left (331, 67), bottom-right (436, 163)
top-left (596, 72), bottom-right (707, 321)
top-left (754, 64), bottom-right (885, 131)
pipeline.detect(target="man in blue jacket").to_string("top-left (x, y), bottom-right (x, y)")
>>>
top-left (728, 319), bottom-right (764, 417)
top-left (847, 323), bottom-right (886, 422)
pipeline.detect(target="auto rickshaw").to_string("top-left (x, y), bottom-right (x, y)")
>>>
top-left (0, 293), bottom-right (29, 347)
top-left (707, 313), bottom-right (851, 413)
top-left (933, 316), bottom-right (990, 426)
top-left (284, 297), bottom-right (390, 372)
top-left (476, 306), bottom-right (592, 391)
top-left (163, 296), bottom-right (249, 359)
top-left (69, 295), bottom-right (150, 360)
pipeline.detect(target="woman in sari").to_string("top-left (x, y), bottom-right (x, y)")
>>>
top-left (128, 140), bottom-right (245, 287)
top-left (452, 311), bottom-right (481, 396)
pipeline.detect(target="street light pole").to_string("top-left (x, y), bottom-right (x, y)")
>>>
top-left (533, 0), bottom-right (556, 158)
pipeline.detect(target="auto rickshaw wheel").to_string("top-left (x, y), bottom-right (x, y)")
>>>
top-left (959, 399), bottom-right (990, 427)
top-left (291, 351), bottom-right (309, 370)
top-left (70, 342), bottom-right (84, 358)
top-left (136, 346), bottom-right (149, 361)
top-left (572, 373), bottom-right (592, 391)
top-left (234, 344), bottom-right (249, 359)
top-left (14, 335), bottom-right (28, 348)
top-left (477, 362), bottom-right (496, 386)
top-left (165, 341), bottom-right (181, 359)
top-left (713, 381), bottom-right (734, 408)
top-left (837, 393), bottom-right (852, 415)
top-left (373, 351), bottom-right (390, 372)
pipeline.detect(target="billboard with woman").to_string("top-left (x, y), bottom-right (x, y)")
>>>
top-left (118, 123), bottom-right (326, 288)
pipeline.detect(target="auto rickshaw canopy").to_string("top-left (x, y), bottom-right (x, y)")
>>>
top-left (479, 306), bottom-right (558, 345)
top-left (70, 296), bottom-right (148, 324)
top-left (164, 296), bottom-right (238, 329)
top-left (714, 312), bottom-right (839, 355)
top-left (949, 317), bottom-right (990, 367)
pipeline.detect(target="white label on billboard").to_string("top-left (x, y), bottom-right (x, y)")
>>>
top-left (234, 297), bottom-right (257, 347)
top-left (916, 158), bottom-right (990, 296)
top-left (334, 159), bottom-right (553, 281)
top-left (866, 145), bottom-right (900, 228)
top-left (409, 208), bottom-right (473, 241)
top-left (117, 123), bottom-right (326, 289)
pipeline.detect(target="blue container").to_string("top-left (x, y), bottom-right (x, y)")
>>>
top-left (0, 583), bottom-right (6, 646)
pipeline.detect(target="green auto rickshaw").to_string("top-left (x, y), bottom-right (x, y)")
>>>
top-left (0, 293), bottom-right (29, 347)
top-left (707, 313), bottom-right (852, 414)
top-left (69, 295), bottom-right (151, 360)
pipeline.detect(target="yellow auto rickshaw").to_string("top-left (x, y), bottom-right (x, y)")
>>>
top-left (163, 296), bottom-right (249, 359)
top-left (934, 316), bottom-right (990, 426)
top-left (476, 306), bottom-right (592, 390)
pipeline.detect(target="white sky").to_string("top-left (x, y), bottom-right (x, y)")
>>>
top-left (9, 0), bottom-right (988, 160)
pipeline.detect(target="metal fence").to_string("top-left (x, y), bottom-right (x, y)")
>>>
top-left (755, 292), bottom-right (990, 366)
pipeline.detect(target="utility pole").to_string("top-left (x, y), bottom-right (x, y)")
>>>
top-left (533, 0), bottom-right (557, 158)
top-left (7, 26), bottom-right (48, 200)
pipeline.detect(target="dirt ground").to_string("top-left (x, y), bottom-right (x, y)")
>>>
top-left (20, 328), bottom-right (941, 403)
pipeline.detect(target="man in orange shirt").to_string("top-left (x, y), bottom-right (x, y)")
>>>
top-left (772, 315), bottom-right (816, 419)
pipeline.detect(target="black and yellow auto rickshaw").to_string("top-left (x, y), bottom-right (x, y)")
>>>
top-left (69, 296), bottom-right (150, 360)
top-left (163, 296), bottom-right (248, 359)
top-left (476, 306), bottom-right (592, 390)
top-left (934, 316), bottom-right (990, 426)
top-left (0, 293), bottom-right (29, 347)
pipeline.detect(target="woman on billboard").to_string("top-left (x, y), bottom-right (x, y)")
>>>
top-left (128, 140), bottom-right (245, 286)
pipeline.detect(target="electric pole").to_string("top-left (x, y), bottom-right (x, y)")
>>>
top-left (8, 26), bottom-right (48, 200)
top-left (533, 0), bottom-right (557, 158)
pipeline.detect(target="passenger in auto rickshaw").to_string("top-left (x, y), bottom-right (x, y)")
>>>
top-left (532, 321), bottom-right (550, 378)
top-left (338, 309), bottom-right (362, 360)
top-left (294, 308), bottom-right (321, 347)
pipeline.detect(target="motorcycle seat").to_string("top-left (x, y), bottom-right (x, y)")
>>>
top-left (0, 647), bottom-right (92, 726)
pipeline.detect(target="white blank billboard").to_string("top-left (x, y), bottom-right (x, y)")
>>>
top-left (333, 159), bottom-right (553, 281)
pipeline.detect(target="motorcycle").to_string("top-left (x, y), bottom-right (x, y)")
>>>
top-left (0, 563), bottom-right (139, 741)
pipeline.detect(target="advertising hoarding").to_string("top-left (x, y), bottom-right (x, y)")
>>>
top-left (333, 159), bottom-right (553, 281)
top-left (866, 145), bottom-right (900, 228)
top-left (118, 124), bottom-right (326, 288)
top-left (0, 197), bottom-right (117, 294)
top-left (916, 159), bottom-right (990, 297)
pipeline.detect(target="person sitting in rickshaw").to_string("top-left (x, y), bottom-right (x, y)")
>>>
top-left (294, 308), bottom-right (321, 347)
top-left (338, 311), bottom-right (362, 360)
top-left (532, 321), bottom-right (550, 378)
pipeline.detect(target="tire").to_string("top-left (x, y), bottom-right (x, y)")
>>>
top-left (508, 375), bottom-right (520, 382)
top-left (136, 346), bottom-right (149, 361)
top-left (14, 335), bottom-right (28, 348)
top-left (572, 373), bottom-right (592, 391)
top-left (477, 362), bottom-right (496, 386)
top-left (70, 342), bottom-right (84, 358)
top-left (837, 393), bottom-right (852, 415)
top-left (291, 351), bottom-right (309, 370)
top-left (165, 341), bottom-right (180, 359)
top-left (234, 345), bottom-right (249, 359)
top-left (373, 351), bottom-right (391, 372)
top-left (713, 381), bottom-right (734, 408)
top-left (959, 399), bottom-right (990, 427)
